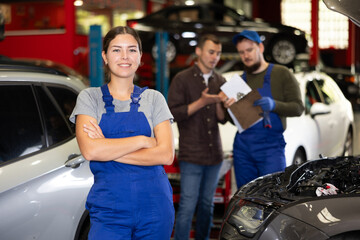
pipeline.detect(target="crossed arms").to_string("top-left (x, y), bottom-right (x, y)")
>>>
top-left (75, 114), bottom-right (175, 166)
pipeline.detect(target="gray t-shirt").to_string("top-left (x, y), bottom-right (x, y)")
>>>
top-left (70, 87), bottom-right (173, 137)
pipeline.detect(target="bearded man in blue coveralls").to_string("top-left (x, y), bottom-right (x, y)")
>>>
top-left (224, 30), bottom-right (304, 188)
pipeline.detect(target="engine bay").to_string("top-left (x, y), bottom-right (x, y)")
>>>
top-left (238, 156), bottom-right (360, 203)
top-left (286, 156), bottom-right (360, 196)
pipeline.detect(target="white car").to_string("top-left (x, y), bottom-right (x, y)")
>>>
top-left (217, 70), bottom-right (354, 166)
top-left (0, 61), bottom-right (92, 240)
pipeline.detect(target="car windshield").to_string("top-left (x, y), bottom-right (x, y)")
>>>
top-left (168, 8), bottom-right (199, 22)
top-left (208, 6), bottom-right (248, 23)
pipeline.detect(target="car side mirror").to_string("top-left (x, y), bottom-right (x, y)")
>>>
top-left (310, 102), bottom-right (331, 118)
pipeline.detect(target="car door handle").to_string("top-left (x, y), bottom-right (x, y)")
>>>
top-left (65, 154), bottom-right (86, 168)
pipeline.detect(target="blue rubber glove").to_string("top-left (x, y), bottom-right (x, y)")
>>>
top-left (254, 97), bottom-right (275, 111)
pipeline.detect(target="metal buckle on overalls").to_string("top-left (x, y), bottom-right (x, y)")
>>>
top-left (102, 95), bottom-right (113, 102)
top-left (131, 93), bottom-right (140, 104)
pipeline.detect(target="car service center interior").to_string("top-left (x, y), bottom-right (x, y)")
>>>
top-left (1, 0), bottom-right (360, 240)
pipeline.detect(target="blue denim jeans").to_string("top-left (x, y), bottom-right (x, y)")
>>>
top-left (174, 161), bottom-right (222, 240)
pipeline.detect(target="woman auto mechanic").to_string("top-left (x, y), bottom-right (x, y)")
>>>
top-left (69, 26), bottom-right (175, 240)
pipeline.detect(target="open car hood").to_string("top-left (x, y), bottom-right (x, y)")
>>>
top-left (236, 156), bottom-right (360, 206)
top-left (323, 0), bottom-right (360, 27)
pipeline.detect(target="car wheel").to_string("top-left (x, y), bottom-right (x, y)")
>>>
top-left (293, 148), bottom-right (306, 166)
top-left (151, 40), bottom-right (177, 62)
top-left (269, 38), bottom-right (296, 65)
top-left (343, 130), bottom-right (353, 156)
top-left (77, 217), bottom-right (90, 240)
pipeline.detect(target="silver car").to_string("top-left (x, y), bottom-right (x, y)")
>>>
top-left (0, 62), bottom-right (92, 240)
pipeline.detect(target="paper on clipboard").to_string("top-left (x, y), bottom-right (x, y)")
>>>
top-left (220, 73), bottom-right (263, 133)
top-left (220, 73), bottom-right (251, 101)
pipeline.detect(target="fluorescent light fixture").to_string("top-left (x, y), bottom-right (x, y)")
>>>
top-left (74, 0), bottom-right (83, 7)
top-left (181, 32), bottom-right (196, 38)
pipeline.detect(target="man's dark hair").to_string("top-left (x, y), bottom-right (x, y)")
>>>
top-left (197, 34), bottom-right (221, 49)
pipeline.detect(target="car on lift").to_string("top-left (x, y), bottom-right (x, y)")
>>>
top-left (220, 68), bottom-right (354, 166)
top-left (0, 61), bottom-right (91, 240)
top-left (0, 11), bottom-right (4, 41)
top-left (127, 3), bottom-right (308, 66)
top-left (220, 155), bottom-right (360, 239)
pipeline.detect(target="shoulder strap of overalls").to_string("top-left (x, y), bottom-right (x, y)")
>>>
top-left (241, 63), bottom-right (274, 83)
top-left (100, 84), bottom-right (114, 113)
top-left (241, 71), bottom-right (247, 82)
top-left (264, 63), bottom-right (274, 83)
top-left (130, 85), bottom-right (148, 112)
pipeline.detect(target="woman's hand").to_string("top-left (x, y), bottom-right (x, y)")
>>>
top-left (82, 119), bottom-right (156, 149)
top-left (144, 136), bottom-right (157, 149)
top-left (83, 120), bottom-right (104, 139)
top-left (76, 115), bottom-right (157, 162)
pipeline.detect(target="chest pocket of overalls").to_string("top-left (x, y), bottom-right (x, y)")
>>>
top-left (99, 84), bottom-right (151, 139)
top-left (102, 112), bottom-right (150, 138)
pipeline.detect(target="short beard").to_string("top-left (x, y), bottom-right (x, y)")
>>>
top-left (244, 61), bottom-right (261, 74)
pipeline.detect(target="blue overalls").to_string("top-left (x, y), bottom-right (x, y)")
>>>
top-left (86, 84), bottom-right (175, 240)
top-left (233, 64), bottom-right (286, 188)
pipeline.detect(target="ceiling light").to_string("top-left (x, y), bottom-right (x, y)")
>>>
top-left (74, 0), bottom-right (83, 7)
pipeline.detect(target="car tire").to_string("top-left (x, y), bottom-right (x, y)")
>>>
top-left (151, 40), bottom-right (177, 62)
top-left (268, 38), bottom-right (297, 66)
top-left (292, 148), bottom-right (306, 166)
top-left (77, 217), bottom-right (90, 240)
top-left (343, 129), bottom-right (353, 156)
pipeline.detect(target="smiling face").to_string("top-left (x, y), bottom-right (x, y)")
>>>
top-left (102, 33), bottom-right (142, 81)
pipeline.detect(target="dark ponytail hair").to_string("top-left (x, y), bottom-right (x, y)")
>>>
top-left (103, 26), bottom-right (142, 54)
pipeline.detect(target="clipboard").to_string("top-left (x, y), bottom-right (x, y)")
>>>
top-left (229, 89), bottom-right (263, 130)
top-left (220, 73), bottom-right (263, 133)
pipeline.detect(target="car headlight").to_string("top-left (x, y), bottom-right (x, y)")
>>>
top-left (226, 199), bottom-right (275, 238)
